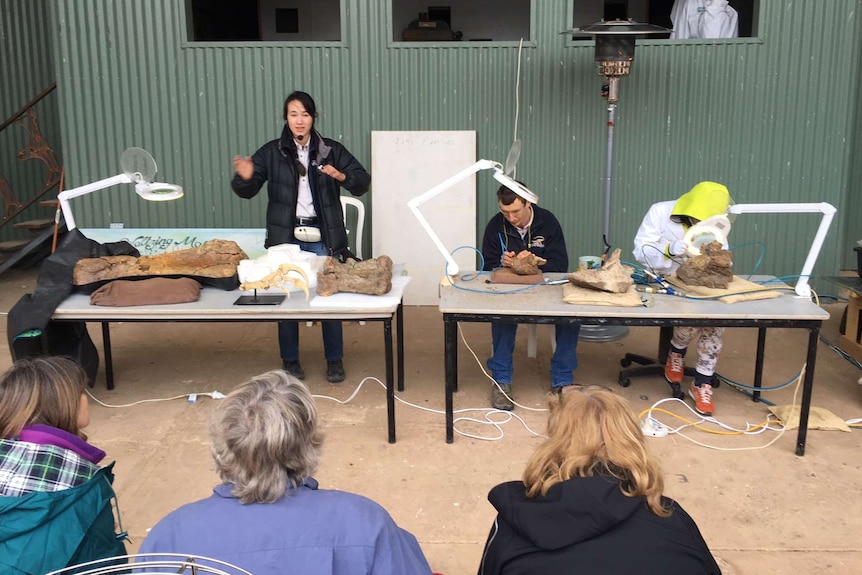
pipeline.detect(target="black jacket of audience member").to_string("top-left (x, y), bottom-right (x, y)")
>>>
top-left (478, 474), bottom-right (721, 574)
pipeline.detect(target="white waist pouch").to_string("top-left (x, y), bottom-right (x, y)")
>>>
top-left (294, 226), bottom-right (322, 242)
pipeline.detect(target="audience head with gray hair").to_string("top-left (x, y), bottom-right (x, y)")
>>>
top-left (140, 368), bottom-right (433, 574)
top-left (209, 369), bottom-right (323, 504)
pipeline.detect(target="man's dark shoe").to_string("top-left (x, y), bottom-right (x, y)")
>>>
top-left (491, 383), bottom-right (514, 411)
top-left (326, 360), bottom-right (345, 383)
top-left (282, 360), bottom-right (305, 380)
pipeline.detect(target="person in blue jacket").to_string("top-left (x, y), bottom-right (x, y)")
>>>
top-left (480, 183), bottom-right (580, 410)
top-left (139, 369), bottom-right (433, 575)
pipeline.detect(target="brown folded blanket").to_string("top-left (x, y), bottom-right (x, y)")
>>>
top-left (90, 277), bottom-right (202, 307)
top-left (489, 268), bottom-right (545, 285)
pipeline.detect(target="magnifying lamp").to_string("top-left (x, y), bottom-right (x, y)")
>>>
top-left (682, 202), bottom-right (837, 298)
top-left (58, 147), bottom-right (183, 230)
top-left (683, 214), bottom-right (732, 255)
top-left (407, 159), bottom-right (538, 277)
top-left (728, 202), bottom-right (836, 298)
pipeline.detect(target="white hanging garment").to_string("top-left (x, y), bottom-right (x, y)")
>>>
top-left (669, 0), bottom-right (700, 39)
top-left (669, 0), bottom-right (739, 39)
top-left (699, 0), bottom-right (739, 38)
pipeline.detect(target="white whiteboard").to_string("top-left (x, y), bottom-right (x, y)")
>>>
top-left (372, 131), bottom-right (476, 305)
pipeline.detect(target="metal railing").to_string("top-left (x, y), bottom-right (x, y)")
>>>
top-left (0, 83), bottom-right (62, 229)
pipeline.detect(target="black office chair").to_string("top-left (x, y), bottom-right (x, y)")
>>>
top-left (618, 325), bottom-right (718, 399)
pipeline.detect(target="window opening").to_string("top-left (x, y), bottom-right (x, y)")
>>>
top-left (393, 0), bottom-right (531, 43)
top-left (189, 0), bottom-right (342, 42)
top-left (573, 0), bottom-right (758, 40)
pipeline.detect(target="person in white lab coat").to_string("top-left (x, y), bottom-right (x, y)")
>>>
top-left (633, 181), bottom-right (731, 416)
top-left (670, 0), bottom-right (739, 39)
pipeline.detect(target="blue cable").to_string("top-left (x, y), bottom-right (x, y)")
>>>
top-left (815, 294), bottom-right (847, 303)
top-left (820, 335), bottom-right (862, 370)
top-left (728, 241), bottom-right (766, 278)
top-left (714, 371), bottom-right (799, 393)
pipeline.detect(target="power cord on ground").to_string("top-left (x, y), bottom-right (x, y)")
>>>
top-left (87, 389), bottom-right (226, 408)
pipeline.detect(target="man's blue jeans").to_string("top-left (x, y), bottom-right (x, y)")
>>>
top-left (486, 322), bottom-right (580, 387)
top-left (277, 240), bottom-right (343, 362)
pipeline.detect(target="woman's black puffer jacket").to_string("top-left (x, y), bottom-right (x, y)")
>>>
top-left (231, 125), bottom-right (370, 261)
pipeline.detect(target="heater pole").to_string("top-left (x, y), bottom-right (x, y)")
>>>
top-left (603, 101), bottom-right (616, 258)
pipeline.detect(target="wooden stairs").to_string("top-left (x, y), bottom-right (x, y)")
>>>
top-left (0, 199), bottom-right (63, 275)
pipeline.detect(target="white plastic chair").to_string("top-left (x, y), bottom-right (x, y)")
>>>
top-left (526, 325), bottom-right (555, 358)
top-left (340, 195), bottom-right (365, 259)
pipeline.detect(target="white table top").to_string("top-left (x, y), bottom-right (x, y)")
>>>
top-left (54, 275), bottom-right (410, 322)
top-left (439, 275), bottom-right (829, 321)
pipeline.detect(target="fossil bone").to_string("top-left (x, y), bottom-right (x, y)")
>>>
top-left (239, 263), bottom-right (310, 300)
top-left (566, 248), bottom-right (634, 294)
top-left (316, 256), bottom-right (393, 296)
top-left (510, 253), bottom-right (547, 275)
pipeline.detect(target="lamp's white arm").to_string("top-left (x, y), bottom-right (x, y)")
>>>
top-left (728, 202), bottom-right (837, 298)
top-left (57, 173), bottom-right (134, 231)
top-left (407, 160), bottom-right (500, 277)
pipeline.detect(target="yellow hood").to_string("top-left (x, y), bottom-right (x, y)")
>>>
top-left (672, 181), bottom-right (730, 222)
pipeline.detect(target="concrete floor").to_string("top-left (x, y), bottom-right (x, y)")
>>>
top-left (1, 267), bottom-right (861, 574)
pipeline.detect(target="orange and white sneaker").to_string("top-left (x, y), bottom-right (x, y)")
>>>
top-left (665, 351), bottom-right (685, 384)
top-left (689, 383), bottom-right (714, 416)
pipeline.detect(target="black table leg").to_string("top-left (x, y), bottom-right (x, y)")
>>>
top-left (796, 326), bottom-right (820, 456)
top-left (397, 303), bottom-right (405, 392)
top-left (384, 318), bottom-right (395, 444)
top-left (752, 327), bottom-right (766, 402)
top-left (445, 318), bottom-right (457, 443)
top-left (101, 322), bottom-right (114, 390)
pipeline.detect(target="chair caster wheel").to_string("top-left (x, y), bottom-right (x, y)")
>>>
top-left (620, 357), bottom-right (632, 367)
top-left (618, 375), bottom-right (631, 388)
top-left (669, 383), bottom-right (684, 400)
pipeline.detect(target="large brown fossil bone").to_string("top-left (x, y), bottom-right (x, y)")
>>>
top-left (316, 256), bottom-right (393, 296)
top-left (73, 239), bottom-right (247, 285)
top-left (676, 241), bottom-right (733, 289)
top-left (566, 248), bottom-right (634, 294)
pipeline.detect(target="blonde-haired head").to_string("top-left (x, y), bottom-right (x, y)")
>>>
top-left (522, 385), bottom-right (669, 516)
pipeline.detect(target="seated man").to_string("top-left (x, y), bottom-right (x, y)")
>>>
top-left (480, 183), bottom-right (580, 410)
top-left (633, 181), bottom-right (731, 415)
top-left (139, 370), bottom-right (433, 575)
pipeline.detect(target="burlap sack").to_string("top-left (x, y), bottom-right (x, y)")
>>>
top-left (666, 274), bottom-right (783, 304)
top-left (562, 283), bottom-right (643, 307)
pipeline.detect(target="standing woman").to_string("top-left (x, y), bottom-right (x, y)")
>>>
top-left (0, 356), bottom-right (127, 571)
top-left (232, 90), bottom-right (370, 384)
top-left (478, 385), bottom-right (720, 574)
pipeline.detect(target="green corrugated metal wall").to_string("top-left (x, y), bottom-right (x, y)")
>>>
top-left (847, 14), bottom-right (862, 270)
top-left (44, 0), bottom-right (862, 287)
top-left (0, 0), bottom-right (61, 242)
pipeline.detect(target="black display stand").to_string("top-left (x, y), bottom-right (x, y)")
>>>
top-left (233, 290), bottom-right (286, 306)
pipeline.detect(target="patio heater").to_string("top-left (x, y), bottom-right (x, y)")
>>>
top-left (568, 19), bottom-right (669, 341)
top-left (571, 19), bottom-right (669, 256)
